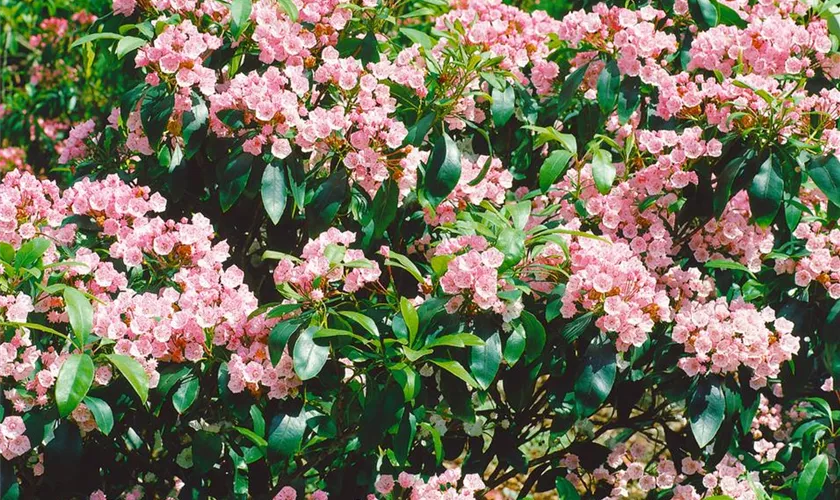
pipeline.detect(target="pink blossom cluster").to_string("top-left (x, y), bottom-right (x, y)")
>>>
top-left (671, 297), bottom-right (799, 388)
top-left (425, 156), bottom-right (513, 226)
top-left (555, 4), bottom-right (677, 86)
top-left (0, 147), bottom-right (28, 173)
top-left (0, 416), bottom-right (31, 460)
top-left (561, 444), bottom-right (700, 498)
top-left (0, 171), bottom-right (301, 426)
top-left (135, 20), bottom-right (221, 101)
top-left (775, 220), bottom-right (840, 298)
top-left (435, 0), bottom-right (562, 94)
top-left (58, 119), bottom-right (96, 165)
top-left (673, 454), bottom-right (760, 500)
top-left (688, 15), bottom-right (831, 77)
top-left (29, 17), bottom-right (69, 48)
top-left (435, 235), bottom-right (521, 320)
top-left (688, 191), bottom-right (774, 272)
top-left (560, 237), bottom-right (670, 351)
top-left (370, 468), bottom-right (485, 499)
top-left (273, 228), bottom-right (382, 300)
top-left (150, 0), bottom-right (229, 19)
top-left (251, 0), bottom-right (348, 65)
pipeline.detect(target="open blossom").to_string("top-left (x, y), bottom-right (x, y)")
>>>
top-left (776, 219), bottom-right (840, 298)
top-left (425, 155), bottom-right (513, 226)
top-left (671, 298), bottom-right (799, 387)
top-left (435, 235), bottom-right (522, 320)
top-left (273, 228), bottom-right (381, 299)
top-left (58, 120), bottom-right (96, 164)
top-left (561, 237), bottom-right (670, 351)
top-left (0, 416), bottom-right (31, 460)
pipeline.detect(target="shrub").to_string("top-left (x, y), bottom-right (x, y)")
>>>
top-left (1, 0), bottom-right (840, 498)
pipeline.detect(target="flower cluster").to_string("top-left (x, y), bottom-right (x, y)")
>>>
top-left (671, 298), bottom-right (799, 388)
top-left (273, 228), bottom-right (382, 300)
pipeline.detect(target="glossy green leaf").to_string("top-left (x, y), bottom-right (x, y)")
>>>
top-left (63, 287), bottom-right (92, 348)
top-left (267, 410), bottom-right (307, 458)
top-left (591, 148), bottom-right (616, 194)
top-left (520, 311), bottom-right (546, 364)
top-left (429, 359), bottom-right (479, 389)
top-left (269, 318), bottom-right (304, 366)
top-left (470, 331), bottom-right (502, 390)
top-left (293, 326), bottom-right (329, 380)
top-left (106, 354), bottom-right (150, 404)
top-left (140, 85), bottom-right (174, 147)
top-left (83, 396), bottom-right (114, 435)
top-left (192, 431), bottom-right (222, 474)
top-left (182, 94), bottom-right (208, 159)
top-left (55, 353), bottom-right (94, 417)
top-left (574, 334), bottom-right (616, 417)
top-left (14, 238), bottom-right (50, 269)
top-left (261, 162), bottom-right (288, 225)
top-left (308, 166), bottom-right (348, 234)
top-left (748, 153), bottom-right (784, 227)
top-left (114, 36), bottom-right (146, 59)
top-left (424, 133), bottom-right (461, 207)
top-left (796, 454), bottom-right (828, 500)
top-left (688, 0), bottom-right (719, 29)
top-left (617, 77), bottom-right (641, 124)
top-left (230, 0), bottom-right (252, 38)
top-left (689, 376), bottom-right (725, 448)
top-left (556, 476), bottom-right (581, 500)
top-left (220, 152), bottom-right (254, 212)
top-left (808, 155), bottom-right (840, 208)
top-left (491, 85), bottom-right (516, 128)
top-left (597, 59), bottom-right (620, 114)
top-left (173, 376), bottom-right (200, 414)
top-left (539, 150), bottom-right (573, 193)
top-left (557, 63), bottom-right (590, 111)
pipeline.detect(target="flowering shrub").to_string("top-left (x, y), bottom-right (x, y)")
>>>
top-left (3, 0), bottom-right (840, 498)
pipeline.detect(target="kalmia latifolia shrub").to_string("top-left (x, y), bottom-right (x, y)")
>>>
top-left (3, 0), bottom-right (840, 498)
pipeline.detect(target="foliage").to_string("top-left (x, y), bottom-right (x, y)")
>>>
top-left (1, 0), bottom-right (840, 498)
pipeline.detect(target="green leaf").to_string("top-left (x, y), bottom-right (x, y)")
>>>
top-left (807, 155), bottom-right (840, 208)
top-left (689, 376), bottom-right (725, 448)
top-left (689, 0), bottom-right (719, 29)
top-left (796, 454), bottom-right (828, 500)
top-left (429, 359), bottom-right (479, 389)
top-left (748, 153), bottom-right (784, 227)
top-left (14, 238), bottom-right (50, 269)
top-left (63, 287), bottom-right (93, 348)
top-left (114, 36), bottom-right (146, 59)
top-left (70, 32), bottom-right (123, 48)
top-left (277, 0), bottom-right (298, 20)
top-left (140, 85), bottom-right (174, 147)
top-left (557, 63), bottom-right (590, 112)
top-left (520, 311), bottom-right (546, 364)
top-left (705, 259), bottom-right (753, 274)
top-left (394, 407), bottom-right (417, 465)
top-left (83, 396), bottom-right (114, 435)
top-left (106, 354), bottom-right (150, 404)
top-left (192, 431), bottom-right (223, 474)
top-left (596, 59), bottom-right (620, 114)
top-left (591, 148), bottom-right (616, 194)
top-left (370, 178), bottom-right (398, 241)
top-left (293, 326), bottom-right (329, 380)
top-left (556, 476), bottom-right (581, 500)
top-left (269, 318), bottom-right (304, 366)
top-left (337, 311), bottom-right (379, 338)
top-left (400, 298), bottom-right (419, 345)
top-left (496, 228), bottom-right (526, 271)
top-left (220, 152), bottom-right (254, 212)
top-left (359, 31), bottom-right (380, 64)
top-left (617, 77), bottom-right (641, 124)
top-left (267, 410), bottom-right (307, 458)
top-left (55, 354), bottom-right (94, 418)
top-left (714, 155), bottom-right (747, 218)
top-left (405, 113), bottom-right (435, 147)
top-left (182, 94), bottom-right (208, 159)
top-left (716, 0), bottom-right (747, 28)
top-left (574, 334), bottom-right (616, 417)
top-left (424, 133), bottom-right (462, 207)
top-left (491, 85), bottom-right (516, 128)
top-left (539, 150), bottom-right (573, 193)
top-left (503, 326), bottom-right (526, 366)
top-left (173, 376), bottom-right (200, 414)
top-left (261, 162), bottom-right (288, 225)
top-left (400, 27), bottom-right (433, 49)
top-left (425, 333), bottom-right (484, 349)
top-left (308, 166), bottom-right (348, 234)
top-left (230, 0), bottom-right (253, 38)
top-left (393, 366), bottom-right (421, 401)
top-left (470, 331), bottom-right (502, 390)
